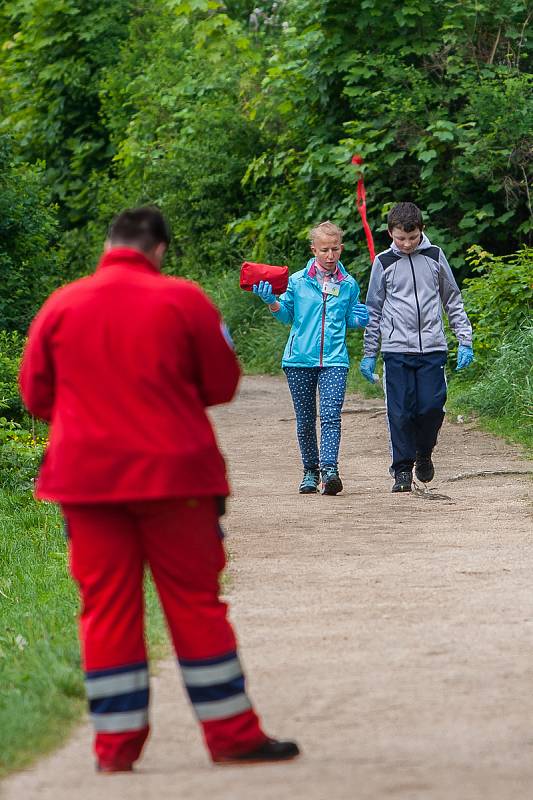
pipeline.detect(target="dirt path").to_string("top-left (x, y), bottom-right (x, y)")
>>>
top-left (2, 376), bottom-right (532, 800)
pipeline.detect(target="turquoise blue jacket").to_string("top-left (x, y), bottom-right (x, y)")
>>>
top-left (273, 259), bottom-right (361, 368)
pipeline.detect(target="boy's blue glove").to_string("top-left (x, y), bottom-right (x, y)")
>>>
top-left (360, 356), bottom-right (377, 384)
top-left (252, 280), bottom-right (276, 305)
top-left (456, 345), bottom-right (474, 371)
top-left (353, 303), bottom-right (370, 328)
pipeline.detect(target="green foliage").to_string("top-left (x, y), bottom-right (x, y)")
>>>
top-left (45, 0), bottom-right (267, 279)
top-left (449, 323), bottom-right (533, 449)
top-left (235, 0), bottom-right (532, 284)
top-left (0, 0), bottom-right (135, 223)
top-left (0, 330), bottom-right (24, 419)
top-left (461, 245), bottom-right (533, 364)
top-left (0, 137), bottom-right (64, 332)
top-left (0, 0), bottom-right (531, 443)
top-left (0, 329), bottom-right (45, 492)
top-left (445, 244), bottom-right (532, 450)
top-left (2, 0), bottom-right (531, 288)
top-left (0, 419), bottom-right (45, 492)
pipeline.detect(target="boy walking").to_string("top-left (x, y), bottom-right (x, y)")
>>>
top-left (360, 202), bottom-right (474, 492)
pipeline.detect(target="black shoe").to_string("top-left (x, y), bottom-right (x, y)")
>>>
top-left (299, 468), bottom-right (320, 494)
top-left (213, 737), bottom-right (300, 764)
top-left (321, 466), bottom-right (343, 495)
top-left (415, 453), bottom-right (435, 483)
top-left (96, 761), bottom-right (134, 773)
top-left (392, 470), bottom-right (412, 493)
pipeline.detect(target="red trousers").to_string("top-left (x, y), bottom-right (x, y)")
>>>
top-left (62, 497), bottom-right (266, 769)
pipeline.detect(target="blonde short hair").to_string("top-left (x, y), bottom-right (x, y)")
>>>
top-left (309, 220), bottom-right (344, 243)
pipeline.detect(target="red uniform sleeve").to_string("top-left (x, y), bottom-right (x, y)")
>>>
top-left (19, 303), bottom-right (56, 422)
top-left (180, 283), bottom-right (241, 407)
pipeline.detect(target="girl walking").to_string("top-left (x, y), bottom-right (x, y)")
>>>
top-left (253, 221), bottom-right (368, 495)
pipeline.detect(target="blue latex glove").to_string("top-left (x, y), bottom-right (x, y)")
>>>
top-left (252, 280), bottom-right (276, 305)
top-left (456, 345), bottom-right (474, 371)
top-left (353, 302), bottom-right (370, 328)
top-left (360, 356), bottom-right (377, 384)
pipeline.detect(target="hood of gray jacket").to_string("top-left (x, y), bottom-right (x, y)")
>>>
top-left (389, 231), bottom-right (432, 257)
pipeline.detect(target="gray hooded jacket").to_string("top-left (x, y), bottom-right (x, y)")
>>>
top-left (363, 233), bottom-right (472, 357)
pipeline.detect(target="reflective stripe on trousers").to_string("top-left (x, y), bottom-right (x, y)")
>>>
top-left (179, 651), bottom-right (252, 722)
top-left (86, 661), bottom-right (149, 733)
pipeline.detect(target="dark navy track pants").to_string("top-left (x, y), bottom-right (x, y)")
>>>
top-left (382, 351), bottom-right (447, 474)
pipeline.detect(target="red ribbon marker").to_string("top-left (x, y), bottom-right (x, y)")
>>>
top-left (352, 154), bottom-right (375, 263)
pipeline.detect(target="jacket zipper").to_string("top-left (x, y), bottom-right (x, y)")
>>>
top-left (319, 294), bottom-right (327, 366)
top-left (408, 254), bottom-right (423, 352)
top-left (390, 317), bottom-right (395, 338)
top-left (288, 334), bottom-right (295, 357)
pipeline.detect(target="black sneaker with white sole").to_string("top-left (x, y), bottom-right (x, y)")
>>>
top-left (392, 470), bottom-right (413, 493)
top-left (415, 453), bottom-right (435, 483)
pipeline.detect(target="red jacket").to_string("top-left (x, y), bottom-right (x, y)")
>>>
top-left (19, 248), bottom-right (241, 503)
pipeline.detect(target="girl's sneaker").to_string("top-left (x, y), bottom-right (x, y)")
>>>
top-left (299, 468), bottom-right (320, 494)
top-left (320, 467), bottom-right (343, 495)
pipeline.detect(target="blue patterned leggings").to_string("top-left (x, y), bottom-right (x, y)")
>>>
top-left (284, 366), bottom-right (348, 470)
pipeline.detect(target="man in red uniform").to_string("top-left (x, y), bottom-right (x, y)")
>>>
top-left (19, 207), bottom-right (299, 772)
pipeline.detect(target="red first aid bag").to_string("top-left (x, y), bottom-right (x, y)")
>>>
top-left (240, 262), bottom-right (289, 295)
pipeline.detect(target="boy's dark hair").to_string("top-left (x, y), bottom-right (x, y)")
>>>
top-left (107, 206), bottom-right (171, 252)
top-left (387, 202), bottom-right (423, 232)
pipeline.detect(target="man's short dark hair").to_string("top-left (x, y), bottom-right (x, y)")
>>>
top-left (107, 206), bottom-right (171, 252)
top-left (387, 202), bottom-right (424, 232)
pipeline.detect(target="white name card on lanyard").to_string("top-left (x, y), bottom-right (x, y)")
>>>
top-left (323, 281), bottom-right (340, 297)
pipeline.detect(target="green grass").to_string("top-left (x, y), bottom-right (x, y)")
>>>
top-left (0, 490), bottom-right (168, 777)
top-left (0, 494), bottom-right (82, 776)
top-left (447, 324), bottom-right (532, 453)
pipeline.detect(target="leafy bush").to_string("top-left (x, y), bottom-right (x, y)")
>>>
top-left (95, 0), bottom-right (264, 277)
top-left (232, 0), bottom-right (532, 283)
top-left (0, 330), bottom-right (24, 419)
top-left (0, 0), bottom-right (134, 223)
top-left (0, 137), bottom-right (64, 332)
top-left (0, 423), bottom-right (44, 492)
top-left (450, 323), bottom-right (533, 449)
top-left (0, 330), bottom-right (45, 490)
top-left (461, 245), bottom-right (533, 365)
